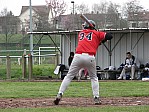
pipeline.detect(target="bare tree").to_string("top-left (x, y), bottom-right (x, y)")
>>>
top-left (122, 0), bottom-right (144, 18)
top-left (0, 8), bottom-right (20, 49)
top-left (92, 1), bottom-right (108, 14)
top-left (107, 2), bottom-right (120, 14)
top-left (106, 2), bottom-right (120, 28)
top-left (0, 8), bottom-right (19, 34)
top-left (76, 3), bottom-right (90, 14)
top-left (91, 1), bottom-right (121, 28)
top-left (45, 0), bottom-right (66, 19)
top-left (32, 13), bottom-right (50, 32)
top-left (122, 0), bottom-right (144, 28)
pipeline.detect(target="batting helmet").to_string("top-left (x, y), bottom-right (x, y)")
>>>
top-left (82, 20), bottom-right (96, 29)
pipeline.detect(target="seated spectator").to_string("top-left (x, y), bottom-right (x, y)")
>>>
top-left (117, 52), bottom-right (140, 80)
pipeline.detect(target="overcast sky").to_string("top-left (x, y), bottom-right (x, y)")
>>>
top-left (0, 0), bottom-right (148, 16)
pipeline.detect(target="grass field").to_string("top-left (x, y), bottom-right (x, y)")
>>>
top-left (1, 106), bottom-right (149, 112)
top-left (0, 81), bottom-right (149, 98)
top-left (0, 81), bottom-right (149, 112)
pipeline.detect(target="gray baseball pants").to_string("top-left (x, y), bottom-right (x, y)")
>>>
top-left (58, 53), bottom-right (99, 97)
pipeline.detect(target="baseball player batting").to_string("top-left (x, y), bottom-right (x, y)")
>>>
top-left (54, 14), bottom-right (113, 105)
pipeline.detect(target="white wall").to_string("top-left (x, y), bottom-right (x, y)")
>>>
top-left (19, 9), bottom-right (38, 32)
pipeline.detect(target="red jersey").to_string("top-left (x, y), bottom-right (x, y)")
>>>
top-left (75, 29), bottom-right (106, 56)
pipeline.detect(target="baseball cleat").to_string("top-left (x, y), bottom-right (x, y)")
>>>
top-left (94, 96), bottom-right (101, 105)
top-left (53, 93), bottom-right (62, 105)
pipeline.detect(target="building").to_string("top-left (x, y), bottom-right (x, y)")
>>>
top-left (128, 11), bottom-right (149, 28)
top-left (58, 28), bottom-right (149, 69)
top-left (19, 5), bottom-right (124, 32)
top-left (19, 5), bottom-right (51, 33)
top-left (29, 28), bottom-right (149, 69)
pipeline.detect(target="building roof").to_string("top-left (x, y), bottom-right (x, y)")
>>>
top-left (58, 13), bottom-right (118, 23)
top-left (128, 11), bottom-right (149, 21)
top-left (27, 28), bottom-right (149, 35)
top-left (56, 13), bottom-right (119, 30)
top-left (20, 5), bottom-right (49, 16)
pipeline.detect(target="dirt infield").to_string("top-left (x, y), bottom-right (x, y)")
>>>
top-left (0, 97), bottom-right (149, 109)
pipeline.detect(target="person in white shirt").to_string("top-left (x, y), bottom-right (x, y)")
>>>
top-left (118, 52), bottom-right (140, 80)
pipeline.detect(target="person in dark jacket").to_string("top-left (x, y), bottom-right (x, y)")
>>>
top-left (68, 52), bottom-right (74, 66)
top-left (118, 52), bottom-right (140, 80)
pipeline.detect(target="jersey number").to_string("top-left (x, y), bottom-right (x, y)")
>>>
top-left (80, 32), bottom-right (93, 41)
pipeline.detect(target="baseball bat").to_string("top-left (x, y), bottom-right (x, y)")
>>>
top-left (80, 14), bottom-right (96, 30)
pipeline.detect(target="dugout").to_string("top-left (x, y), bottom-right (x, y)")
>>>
top-left (28, 28), bottom-right (149, 70)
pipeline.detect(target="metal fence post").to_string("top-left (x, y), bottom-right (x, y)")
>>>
top-left (6, 55), bottom-right (11, 79)
top-left (22, 55), bottom-right (26, 79)
top-left (28, 54), bottom-right (33, 80)
top-left (55, 53), bottom-right (59, 66)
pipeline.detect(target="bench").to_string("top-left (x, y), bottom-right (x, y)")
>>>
top-left (61, 68), bottom-right (145, 80)
top-left (61, 69), bottom-right (121, 80)
top-left (96, 70), bottom-right (121, 80)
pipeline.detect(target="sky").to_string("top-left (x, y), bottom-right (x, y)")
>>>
top-left (0, 0), bottom-right (149, 16)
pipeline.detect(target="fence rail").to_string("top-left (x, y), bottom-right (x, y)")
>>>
top-left (0, 53), bottom-right (60, 80)
top-left (0, 47), bottom-right (60, 80)
top-left (0, 54), bottom-right (56, 58)
top-left (0, 50), bottom-right (58, 52)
